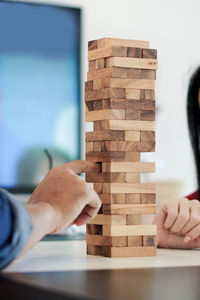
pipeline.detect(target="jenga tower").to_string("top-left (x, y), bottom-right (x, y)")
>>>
top-left (85, 38), bottom-right (157, 257)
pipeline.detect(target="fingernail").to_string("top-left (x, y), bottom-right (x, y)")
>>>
top-left (184, 236), bottom-right (192, 243)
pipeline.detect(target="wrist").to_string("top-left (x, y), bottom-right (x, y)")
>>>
top-left (25, 202), bottom-right (58, 236)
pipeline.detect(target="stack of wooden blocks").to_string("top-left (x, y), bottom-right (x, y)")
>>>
top-left (85, 37), bottom-right (157, 257)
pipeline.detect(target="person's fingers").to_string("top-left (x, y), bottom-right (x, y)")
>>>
top-left (162, 200), bottom-right (179, 229)
top-left (181, 200), bottom-right (200, 235)
top-left (184, 223), bottom-right (200, 243)
top-left (63, 160), bottom-right (100, 175)
top-left (170, 198), bottom-right (190, 233)
top-left (153, 208), bottom-right (167, 228)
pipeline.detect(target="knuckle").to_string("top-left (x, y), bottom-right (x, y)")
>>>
top-left (179, 213), bottom-right (189, 223)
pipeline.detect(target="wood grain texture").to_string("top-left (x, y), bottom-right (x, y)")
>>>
top-left (142, 49), bottom-right (157, 59)
top-left (87, 245), bottom-right (102, 255)
top-left (96, 37), bottom-right (149, 49)
top-left (125, 89), bottom-right (140, 99)
top-left (125, 173), bottom-right (140, 183)
top-left (86, 151), bottom-right (128, 162)
top-left (102, 246), bottom-right (156, 257)
top-left (88, 40), bottom-right (97, 50)
top-left (85, 88), bottom-right (125, 101)
top-left (102, 162), bottom-right (155, 173)
top-left (125, 131), bottom-right (140, 141)
top-left (125, 100), bottom-right (155, 110)
top-left (141, 69), bottom-right (156, 80)
top-left (86, 142), bottom-right (93, 152)
top-left (107, 120), bottom-right (155, 131)
top-left (88, 46), bottom-right (127, 61)
top-left (128, 236), bottom-right (143, 246)
top-left (88, 214), bottom-right (126, 225)
top-left (127, 47), bottom-right (142, 58)
top-left (102, 204), bottom-right (156, 215)
top-left (141, 193), bottom-right (156, 204)
top-left (140, 110), bottom-right (155, 121)
top-left (87, 235), bottom-right (128, 247)
top-left (102, 141), bottom-right (155, 152)
top-left (86, 172), bottom-right (125, 183)
top-left (99, 193), bottom-right (126, 204)
top-left (106, 57), bottom-right (158, 70)
top-left (126, 194), bottom-right (141, 204)
top-left (141, 131), bottom-right (155, 142)
top-left (103, 224), bottom-right (157, 236)
top-left (102, 78), bottom-right (155, 90)
top-left (125, 110), bottom-right (141, 120)
top-left (86, 131), bottom-right (125, 142)
top-left (140, 89), bottom-right (155, 100)
top-left (85, 109), bottom-right (125, 121)
top-left (126, 214), bottom-right (142, 225)
top-left (86, 224), bottom-right (102, 235)
top-left (143, 235), bottom-right (157, 246)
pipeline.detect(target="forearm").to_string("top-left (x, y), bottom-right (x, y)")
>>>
top-left (21, 202), bottom-right (57, 255)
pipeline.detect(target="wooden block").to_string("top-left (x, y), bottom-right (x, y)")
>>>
top-left (86, 172), bottom-right (125, 183)
top-left (141, 69), bottom-right (156, 80)
top-left (103, 99), bottom-right (126, 110)
top-left (102, 78), bottom-right (154, 90)
top-left (107, 120), bottom-right (155, 131)
top-left (86, 88), bottom-right (125, 101)
top-left (106, 57), bottom-right (158, 70)
top-left (86, 142), bottom-right (93, 152)
top-left (126, 215), bottom-right (142, 225)
top-left (102, 162), bottom-right (155, 173)
top-left (96, 58), bottom-right (105, 69)
top-left (102, 204), bottom-right (156, 215)
top-left (96, 38), bottom-right (149, 49)
top-left (141, 131), bottom-right (155, 142)
top-left (88, 214), bottom-right (126, 225)
top-left (93, 183), bottom-right (103, 193)
top-left (141, 193), bottom-right (156, 204)
top-left (140, 110), bottom-right (155, 121)
top-left (125, 173), bottom-right (140, 183)
top-left (125, 89), bottom-right (140, 99)
top-left (125, 152), bottom-right (140, 161)
top-left (93, 142), bottom-right (101, 151)
top-left (99, 193), bottom-right (126, 204)
top-left (86, 224), bottom-right (102, 235)
top-left (125, 131), bottom-right (140, 141)
top-left (140, 89), bottom-right (155, 100)
top-left (85, 80), bottom-right (93, 91)
top-left (142, 49), bottom-right (157, 59)
top-left (126, 68), bottom-right (142, 79)
top-left (87, 67), bottom-right (129, 81)
top-left (89, 60), bottom-right (97, 71)
top-left (125, 110), bottom-right (141, 120)
top-left (102, 246), bottom-right (156, 257)
top-left (87, 245), bottom-right (102, 256)
top-left (86, 101), bottom-right (94, 111)
top-left (103, 224), bottom-right (157, 236)
top-left (128, 236), bottom-right (143, 246)
top-left (143, 235), bottom-right (157, 246)
top-left (86, 131), bottom-right (125, 142)
top-left (103, 141), bottom-right (155, 152)
top-left (87, 235), bottom-right (128, 247)
top-left (88, 40), bottom-right (97, 50)
top-left (125, 100), bottom-right (155, 110)
top-left (85, 109), bottom-right (125, 121)
top-left (86, 151), bottom-right (127, 162)
top-left (127, 47), bottom-right (142, 58)
top-left (88, 46), bottom-right (127, 61)
top-left (126, 194), bottom-right (141, 204)
top-left (93, 79), bottom-right (102, 90)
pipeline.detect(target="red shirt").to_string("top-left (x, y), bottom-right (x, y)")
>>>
top-left (186, 191), bottom-right (199, 200)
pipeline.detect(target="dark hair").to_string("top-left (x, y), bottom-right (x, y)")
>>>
top-left (187, 67), bottom-right (200, 198)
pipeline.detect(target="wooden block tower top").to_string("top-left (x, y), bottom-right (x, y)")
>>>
top-left (85, 37), bottom-right (157, 258)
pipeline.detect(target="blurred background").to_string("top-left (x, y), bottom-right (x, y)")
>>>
top-left (0, 0), bottom-right (199, 210)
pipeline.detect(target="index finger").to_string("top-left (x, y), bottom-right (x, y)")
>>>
top-left (63, 160), bottom-right (100, 175)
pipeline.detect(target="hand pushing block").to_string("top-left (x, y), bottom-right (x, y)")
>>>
top-left (85, 37), bottom-right (157, 257)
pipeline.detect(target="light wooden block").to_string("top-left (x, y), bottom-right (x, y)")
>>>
top-left (85, 88), bottom-right (124, 101)
top-left (141, 193), bottom-right (156, 204)
top-left (88, 214), bottom-right (126, 225)
top-left (141, 131), bottom-right (155, 142)
top-left (102, 246), bottom-right (156, 257)
top-left (86, 142), bottom-right (93, 152)
top-left (105, 120), bottom-right (155, 131)
top-left (125, 88), bottom-right (140, 99)
top-left (85, 109), bottom-right (125, 122)
top-left (103, 224), bottom-right (157, 236)
top-left (86, 131), bottom-right (125, 142)
top-left (102, 162), bottom-right (155, 173)
top-left (102, 204), bottom-right (156, 215)
top-left (106, 57), bottom-right (158, 70)
top-left (103, 141), bottom-right (155, 152)
top-left (126, 214), bottom-right (142, 225)
top-left (88, 46), bottom-right (127, 61)
top-left (126, 194), bottom-right (141, 204)
top-left (102, 78), bottom-right (155, 90)
top-left (125, 131), bottom-right (140, 141)
top-left (125, 173), bottom-right (140, 183)
top-left (99, 193), bottom-right (126, 204)
top-left (86, 172), bottom-right (125, 183)
top-left (96, 38), bottom-right (149, 49)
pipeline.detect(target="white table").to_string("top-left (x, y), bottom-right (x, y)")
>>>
top-left (4, 240), bottom-right (200, 273)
